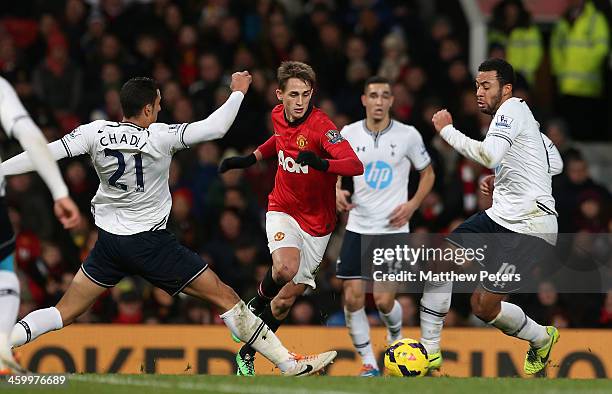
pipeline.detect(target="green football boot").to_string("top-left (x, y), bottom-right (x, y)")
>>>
top-left (524, 326), bottom-right (560, 375)
top-left (236, 352), bottom-right (256, 376)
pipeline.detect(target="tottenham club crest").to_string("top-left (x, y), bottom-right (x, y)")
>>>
top-left (68, 127), bottom-right (82, 139)
top-left (296, 134), bottom-right (308, 150)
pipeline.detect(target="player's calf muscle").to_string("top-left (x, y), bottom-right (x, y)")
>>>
top-left (271, 281), bottom-right (305, 319)
top-left (343, 281), bottom-right (365, 311)
top-left (271, 296), bottom-right (295, 319)
top-left (373, 292), bottom-right (396, 314)
top-left (184, 269), bottom-right (240, 312)
top-left (470, 292), bottom-right (502, 321)
top-left (56, 271), bottom-right (105, 325)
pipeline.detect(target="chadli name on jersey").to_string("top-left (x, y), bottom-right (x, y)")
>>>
top-left (99, 132), bottom-right (147, 150)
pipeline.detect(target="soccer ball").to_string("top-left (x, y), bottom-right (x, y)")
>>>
top-left (383, 338), bottom-right (429, 377)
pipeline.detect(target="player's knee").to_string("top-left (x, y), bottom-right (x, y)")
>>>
top-left (272, 261), bottom-right (299, 284)
top-left (343, 291), bottom-right (364, 311)
top-left (374, 294), bottom-right (394, 314)
top-left (342, 281), bottom-right (365, 311)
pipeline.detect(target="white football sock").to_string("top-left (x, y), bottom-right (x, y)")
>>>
top-left (420, 280), bottom-right (452, 355)
top-left (11, 307), bottom-right (63, 348)
top-left (220, 300), bottom-right (295, 372)
top-left (0, 271), bottom-right (20, 345)
top-left (488, 301), bottom-right (549, 348)
top-left (378, 300), bottom-right (403, 343)
top-left (345, 307), bottom-right (378, 368)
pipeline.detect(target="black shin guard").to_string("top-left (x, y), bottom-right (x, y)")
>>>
top-left (258, 268), bottom-right (284, 301)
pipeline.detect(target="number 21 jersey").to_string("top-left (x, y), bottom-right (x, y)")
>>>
top-left (61, 120), bottom-right (189, 235)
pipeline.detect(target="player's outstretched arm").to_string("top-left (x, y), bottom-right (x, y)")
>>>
top-left (432, 109), bottom-right (511, 169)
top-left (219, 134), bottom-right (276, 173)
top-left (1, 139), bottom-right (68, 177)
top-left (2, 137), bottom-right (80, 229)
top-left (4, 112), bottom-right (81, 229)
top-left (182, 71), bottom-right (252, 146)
top-left (0, 77), bottom-right (69, 201)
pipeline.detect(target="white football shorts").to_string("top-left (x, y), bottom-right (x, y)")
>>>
top-left (265, 211), bottom-right (331, 289)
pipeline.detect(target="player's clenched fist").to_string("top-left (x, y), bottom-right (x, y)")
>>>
top-left (296, 151), bottom-right (329, 172)
top-left (230, 71), bottom-right (252, 94)
top-left (336, 188), bottom-right (354, 212)
top-left (431, 109), bottom-right (453, 133)
top-left (53, 196), bottom-right (81, 229)
top-left (479, 174), bottom-right (495, 196)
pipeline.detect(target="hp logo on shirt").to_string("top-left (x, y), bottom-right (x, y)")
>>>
top-left (364, 161), bottom-right (392, 189)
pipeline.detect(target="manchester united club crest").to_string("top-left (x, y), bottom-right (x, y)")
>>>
top-left (296, 134), bottom-right (308, 150)
top-left (274, 232), bottom-right (285, 241)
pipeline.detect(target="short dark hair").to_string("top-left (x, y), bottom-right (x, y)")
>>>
top-left (363, 76), bottom-right (391, 93)
top-left (277, 61), bottom-right (316, 91)
top-left (478, 58), bottom-right (515, 87)
top-left (119, 77), bottom-right (159, 118)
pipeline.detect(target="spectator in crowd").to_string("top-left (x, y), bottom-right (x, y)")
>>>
top-left (377, 32), bottom-right (409, 83)
top-left (289, 299), bottom-right (317, 325)
top-left (189, 52), bottom-right (224, 118)
top-left (182, 298), bottom-right (213, 325)
top-left (144, 287), bottom-right (182, 324)
top-left (63, 160), bottom-right (97, 214)
top-left (544, 118), bottom-right (577, 163)
top-left (489, 0), bottom-right (543, 87)
top-left (554, 154), bottom-right (611, 232)
top-left (551, 0), bottom-right (610, 140)
top-left (32, 31), bottom-right (82, 131)
top-left (113, 290), bottom-right (144, 324)
top-left (167, 187), bottom-right (203, 250)
top-left (600, 290), bottom-right (612, 327)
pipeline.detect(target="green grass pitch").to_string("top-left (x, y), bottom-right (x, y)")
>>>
top-left (5, 375), bottom-right (612, 394)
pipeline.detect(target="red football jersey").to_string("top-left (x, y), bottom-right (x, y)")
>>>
top-left (258, 104), bottom-right (362, 236)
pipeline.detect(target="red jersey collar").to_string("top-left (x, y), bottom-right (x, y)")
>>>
top-left (283, 103), bottom-right (314, 127)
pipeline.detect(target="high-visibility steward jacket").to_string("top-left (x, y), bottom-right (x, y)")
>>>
top-left (551, 1), bottom-right (610, 98)
top-left (488, 25), bottom-right (543, 87)
top-left (507, 25), bottom-right (543, 86)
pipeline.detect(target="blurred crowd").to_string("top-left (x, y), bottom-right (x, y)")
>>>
top-left (0, 0), bottom-right (611, 329)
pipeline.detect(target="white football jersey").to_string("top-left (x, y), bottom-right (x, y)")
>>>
top-left (341, 120), bottom-right (431, 234)
top-left (485, 97), bottom-right (558, 237)
top-left (61, 120), bottom-right (189, 235)
top-left (0, 77), bottom-right (29, 196)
